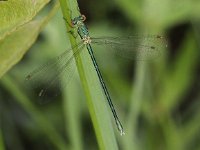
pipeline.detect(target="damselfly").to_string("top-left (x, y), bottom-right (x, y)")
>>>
top-left (26, 15), bottom-right (167, 135)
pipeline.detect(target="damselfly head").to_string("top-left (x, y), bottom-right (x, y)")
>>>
top-left (71, 14), bottom-right (86, 26)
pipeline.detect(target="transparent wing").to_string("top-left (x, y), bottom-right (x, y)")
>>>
top-left (25, 42), bottom-right (85, 104)
top-left (91, 35), bottom-right (167, 60)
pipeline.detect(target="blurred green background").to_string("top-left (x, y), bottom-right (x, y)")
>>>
top-left (0, 0), bottom-right (200, 149)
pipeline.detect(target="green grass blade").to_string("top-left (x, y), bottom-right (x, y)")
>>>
top-left (63, 77), bottom-right (84, 150)
top-left (59, 0), bottom-right (119, 149)
top-left (0, 127), bottom-right (5, 150)
top-left (0, 75), bottom-right (68, 150)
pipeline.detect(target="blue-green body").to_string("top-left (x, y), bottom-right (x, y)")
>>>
top-left (72, 15), bottom-right (124, 135)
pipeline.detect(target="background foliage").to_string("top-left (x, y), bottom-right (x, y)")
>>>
top-left (0, 0), bottom-right (200, 150)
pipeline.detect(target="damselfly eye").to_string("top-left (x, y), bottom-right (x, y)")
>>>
top-left (71, 20), bottom-right (76, 26)
top-left (81, 14), bottom-right (86, 21)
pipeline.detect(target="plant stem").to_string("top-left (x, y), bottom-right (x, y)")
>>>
top-left (0, 128), bottom-right (5, 150)
top-left (58, 0), bottom-right (119, 149)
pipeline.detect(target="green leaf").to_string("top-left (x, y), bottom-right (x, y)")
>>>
top-left (0, 1), bottom-right (60, 78)
top-left (0, 0), bottom-right (50, 39)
